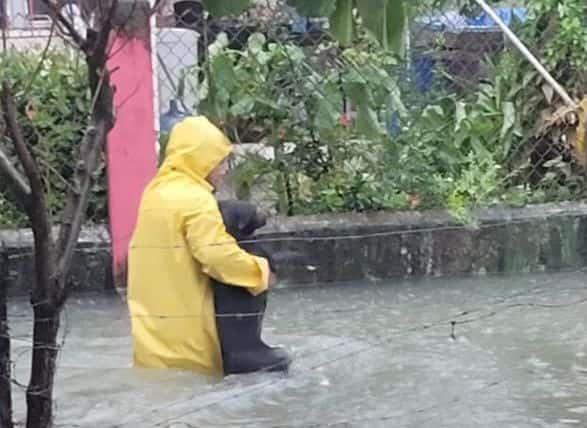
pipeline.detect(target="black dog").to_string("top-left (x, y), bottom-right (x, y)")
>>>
top-left (213, 200), bottom-right (291, 376)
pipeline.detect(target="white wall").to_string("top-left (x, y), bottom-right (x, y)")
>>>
top-left (155, 27), bottom-right (199, 115)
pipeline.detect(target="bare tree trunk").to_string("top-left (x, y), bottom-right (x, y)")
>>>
top-left (25, 2), bottom-right (116, 425)
top-left (1, 2), bottom-right (150, 426)
top-left (2, 82), bottom-right (57, 428)
top-left (0, 247), bottom-right (13, 428)
top-left (26, 304), bottom-right (60, 428)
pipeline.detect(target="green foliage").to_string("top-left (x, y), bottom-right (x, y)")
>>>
top-left (200, 0), bottom-right (409, 54)
top-left (0, 49), bottom-right (101, 228)
top-left (330, 0), bottom-right (356, 46)
top-left (195, 0), bottom-right (587, 220)
top-left (194, 29), bottom-right (409, 215)
top-left (355, 0), bottom-right (407, 54)
top-left (524, 0), bottom-right (587, 90)
top-left (329, 0), bottom-right (408, 53)
top-left (0, 190), bottom-right (26, 227)
top-left (3, 0), bottom-right (586, 228)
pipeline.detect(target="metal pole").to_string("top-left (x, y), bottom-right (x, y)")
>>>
top-left (473, 0), bottom-right (577, 108)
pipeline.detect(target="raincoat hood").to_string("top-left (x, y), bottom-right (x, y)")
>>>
top-left (159, 116), bottom-right (232, 189)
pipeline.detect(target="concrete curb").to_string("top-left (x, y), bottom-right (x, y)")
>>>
top-left (2, 201), bottom-right (587, 295)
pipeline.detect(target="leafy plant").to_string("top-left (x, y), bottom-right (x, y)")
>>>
top-left (194, 0), bottom-right (587, 221)
top-left (192, 29), bottom-right (406, 215)
top-left (0, 49), bottom-right (99, 228)
top-left (201, 0), bottom-right (409, 54)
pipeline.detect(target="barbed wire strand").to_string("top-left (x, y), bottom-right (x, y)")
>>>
top-left (2, 3), bottom-right (585, 426)
top-left (143, 294), bottom-right (586, 427)
top-left (99, 275), bottom-right (587, 427)
top-left (5, 268), bottom-right (580, 424)
top-left (3, 208), bottom-right (587, 260)
top-left (5, 265), bottom-right (587, 324)
top-left (2, 207), bottom-right (586, 423)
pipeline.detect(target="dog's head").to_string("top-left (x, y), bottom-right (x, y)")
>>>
top-left (217, 200), bottom-right (267, 241)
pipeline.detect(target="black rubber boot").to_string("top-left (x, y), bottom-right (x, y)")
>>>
top-left (223, 347), bottom-right (292, 375)
top-left (214, 283), bottom-right (292, 375)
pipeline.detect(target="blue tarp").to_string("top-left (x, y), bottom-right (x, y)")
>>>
top-left (411, 7), bottom-right (528, 93)
top-left (416, 7), bottom-right (528, 32)
top-left (386, 8), bottom-right (528, 135)
top-left (465, 7), bottom-right (528, 29)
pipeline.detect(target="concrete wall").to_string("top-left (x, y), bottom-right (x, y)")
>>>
top-left (261, 202), bottom-right (587, 287)
top-left (2, 202), bottom-right (587, 296)
top-left (3, 28), bottom-right (66, 51)
top-left (1, 227), bottom-right (113, 297)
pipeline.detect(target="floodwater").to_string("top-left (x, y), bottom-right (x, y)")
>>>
top-left (8, 270), bottom-right (587, 427)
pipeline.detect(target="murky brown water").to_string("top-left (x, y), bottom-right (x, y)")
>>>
top-left (8, 270), bottom-right (587, 427)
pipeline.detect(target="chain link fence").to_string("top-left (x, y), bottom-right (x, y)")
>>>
top-left (155, 0), bottom-right (586, 219)
top-left (2, 4), bottom-right (587, 425)
top-left (1, 3), bottom-right (65, 50)
top-left (1, 0), bottom-right (585, 228)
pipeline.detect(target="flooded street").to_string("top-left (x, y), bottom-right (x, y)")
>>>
top-left (8, 270), bottom-right (587, 427)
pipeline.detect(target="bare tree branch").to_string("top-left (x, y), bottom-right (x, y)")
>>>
top-left (55, 1), bottom-right (118, 300)
top-left (0, 244), bottom-right (13, 428)
top-left (93, 0), bottom-right (118, 58)
top-left (7, 2), bottom-right (120, 425)
top-left (150, 0), bottom-right (165, 15)
top-left (22, 22), bottom-right (56, 97)
top-left (39, 0), bottom-right (87, 51)
top-left (0, 86), bottom-right (43, 213)
top-left (1, 0), bottom-right (7, 53)
top-left (0, 146), bottom-right (31, 198)
top-left (0, 83), bottom-right (55, 304)
top-left (54, 124), bottom-right (105, 290)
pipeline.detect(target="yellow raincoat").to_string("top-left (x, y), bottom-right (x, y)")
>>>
top-left (127, 116), bottom-right (270, 376)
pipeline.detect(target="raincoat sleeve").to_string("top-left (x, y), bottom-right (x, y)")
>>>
top-left (183, 202), bottom-right (270, 296)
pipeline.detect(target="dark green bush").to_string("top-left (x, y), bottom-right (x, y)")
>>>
top-left (0, 49), bottom-right (106, 228)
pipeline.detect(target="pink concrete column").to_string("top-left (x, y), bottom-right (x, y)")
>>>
top-left (106, 2), bottom-right (158, 290)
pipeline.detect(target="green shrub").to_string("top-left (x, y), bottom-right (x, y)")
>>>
top-left (197, 2), bottom-right (587, 219)
top-left (0, 48), bottom-right (105, 228)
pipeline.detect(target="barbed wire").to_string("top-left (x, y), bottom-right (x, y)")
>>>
top-left (142, 295), bottom-right (586, 427)
top-left (236, 378), bottom-right (505, 428)
top-left (1, 302), bottom-right (70, 401)
top-left (3, 205), bottom-right (587, 259)
top-left (5, 265), bottom-right (587, 323)
top-left (2, 2), bottom-right (587, 427)
top-left (3, 223), bottom-right (586, 421)
top-left (100, 271), bottom-right (586, 427)
top-left (2, 264), bottom-right (585, 426)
